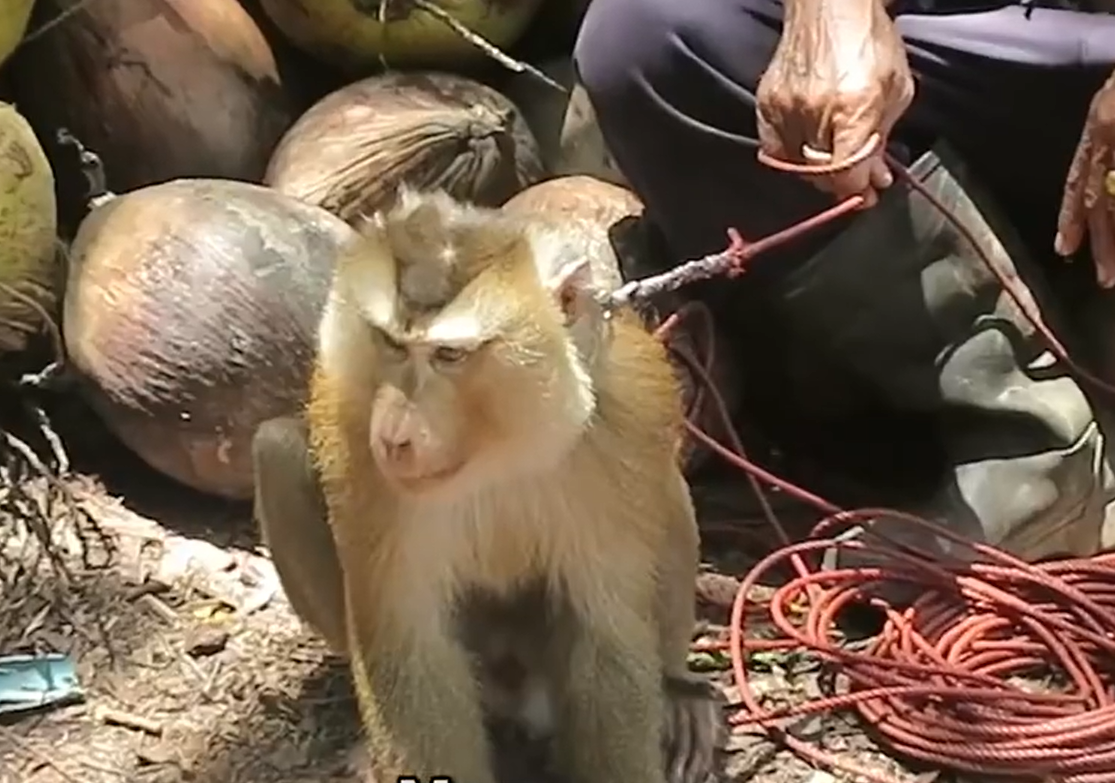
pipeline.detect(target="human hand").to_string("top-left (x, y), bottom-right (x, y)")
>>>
top-left (1055, 70), bottom-right (1115, 287)
top-left (755, 0), bottom-right (915, 207)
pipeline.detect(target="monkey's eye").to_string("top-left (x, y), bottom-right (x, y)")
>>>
top-left (375, 328), bottom-right (408, 358)
top-left (430, 344), bottom-right (470, 366)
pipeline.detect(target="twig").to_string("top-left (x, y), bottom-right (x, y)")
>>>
top-left (606, 232), bottom-right (748, 312)
top-left (56, 128), bottom-right (114, 209)
top-left (0, 723), bottom-right (84, 783)
top-left (0, 281), bottom-right (67, 389)
top-left (2, 430), bottom-right (71, 576)
top-left (15, 0), bottom-right (100, 50)
top-left (137, 593), bottom-right (179, 626)
top-left (93, 705), bottom-right (165, 737)
top-left (375, 0), bottom-right (390, 76)
top-left (411, 0), bottom-right (565, 92)
top-left (604, 196), bottom-right (866, 311)
top-left (25, 404), bottom-right (69, 475)
top-left (357, 0), bottom-right (566, 93)
top-left (0, 390), bottom-right (112, 637)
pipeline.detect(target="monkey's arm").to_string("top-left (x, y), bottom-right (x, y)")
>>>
top-left (252, 417), bottom-right (348, 654)
top-left (656, 468), bottom-right (726, 783)
top-left (344, 570), bottom-right (499, 783)
top-left (556, 570), bottom-right (668, 783)
top-left (655, 469), bottom-right (702, 675)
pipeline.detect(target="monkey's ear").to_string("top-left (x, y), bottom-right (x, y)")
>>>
top-left (546, 257), bottom-right (595, 321)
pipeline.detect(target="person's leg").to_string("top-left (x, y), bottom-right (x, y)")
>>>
top-left (895, 4), bottom-right (1115, 256)
top-left (573, 0), bottom-right (1115, 263)
top-left (573, 0), bottom-right (1115, 560)
top-left (574, 0), bottom-right (799, 263)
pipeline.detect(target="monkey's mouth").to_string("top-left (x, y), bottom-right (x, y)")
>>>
top-left (378, 458), bottom-right (466, 492)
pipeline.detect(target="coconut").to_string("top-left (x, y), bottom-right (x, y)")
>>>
top-left (502, 173), bottom-right (641, 225)
top-left (504, 175), bottom-right (740, 476)
top-left (8, 0), bottom-right (302, 233)
top-left (266, 71), bottom-right (543, 222)
top-left (504, 57), bottom-right (627, 187)
top-left (62, 179), bottom-right (358, 500)
top-left (503, 174), bottom-right (640, 290)
top-left (258, 0), bottom-right (544, 72)
top-left (0, 101), bottom-right (60, 355)
top-left (0, 0), bottom-right (33, 67)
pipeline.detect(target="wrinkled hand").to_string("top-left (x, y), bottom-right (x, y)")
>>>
top-left (1056, 70), bottom-right (1115, 287)
top-left (755, 0), bottom-right (915, 207)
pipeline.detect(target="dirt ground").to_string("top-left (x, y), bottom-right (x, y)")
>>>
top-left (0, 397), bottom-right (940, 783)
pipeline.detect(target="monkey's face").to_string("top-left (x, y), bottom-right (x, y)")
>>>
top-left (320, 192), bottom-right (605, 497)
top-left (365, 336), bottom-right (476, 492)
top-left (362, 290), bottom-right (597, 495)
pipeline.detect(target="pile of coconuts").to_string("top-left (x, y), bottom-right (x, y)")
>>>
top-left (0, 0), bottom-right (734, 501)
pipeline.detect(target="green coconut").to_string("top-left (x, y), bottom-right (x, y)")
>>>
top-left (62, 179), bottom-right (357, 500)
top-left (258, 0), bottom-right (545, 72)
top-left (0, 0), bottom-right (34, 67)
top-left (0, 101), bottom-right (60, 355)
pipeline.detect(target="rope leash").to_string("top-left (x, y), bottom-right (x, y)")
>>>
top-left (618, 137), bottom-right (1115, 782)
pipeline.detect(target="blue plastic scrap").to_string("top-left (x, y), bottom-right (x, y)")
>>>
top-left (0, 653), bottom-right (84, 715)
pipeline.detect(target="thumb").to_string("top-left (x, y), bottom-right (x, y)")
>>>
top-left (829, 117), bottom-right (876, 197)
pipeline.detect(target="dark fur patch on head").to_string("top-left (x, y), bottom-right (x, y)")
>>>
top-left (377, 189), bottom-right (539, 317)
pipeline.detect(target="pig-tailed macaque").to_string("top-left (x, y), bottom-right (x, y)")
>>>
top-left (252, 187), bottom-right (722, 783)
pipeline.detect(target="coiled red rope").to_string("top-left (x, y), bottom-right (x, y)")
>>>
top-left (649, 136), bottom-right (1115, 783)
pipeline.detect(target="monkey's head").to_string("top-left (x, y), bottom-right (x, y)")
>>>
top-left (317, 188), bottom-right (611, 497)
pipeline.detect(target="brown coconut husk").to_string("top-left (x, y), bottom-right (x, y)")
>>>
top-left (8, 0), bottom-right (304, 234)
top-left (62, 179), bottom-right (358, 500)
top-left (504, 175), bottom-right (743, 476)
top-left (503, 173), bottom-right (639, 290)
top-left (266, 71), bottom-right (543, 222)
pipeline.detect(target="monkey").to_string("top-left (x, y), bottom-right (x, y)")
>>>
top-left (254, 417), bottom-right (722, 779)
top-left (251, 417), bottom-right (724, 781)
top-left (453, 584), bottom-right (557, 742)
top-left (252, 186), bottom-right (723, 783)
top-left (252, 415), bottom-right (555, 736)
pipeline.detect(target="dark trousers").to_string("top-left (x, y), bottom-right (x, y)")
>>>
top-left (574, 0), bottom-right (1115, 265)
top-left (574, 0), bottom-right (1115, 510)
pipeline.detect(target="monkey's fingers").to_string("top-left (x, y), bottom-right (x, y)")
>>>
top-left (690, 697), bottom-right (724, 783)
top-left (663, 676), bottom-right (724, 783)
top-left (676, 697), bottom-right (723, 783)
top-left (666, 699), bottom-right (694, 783)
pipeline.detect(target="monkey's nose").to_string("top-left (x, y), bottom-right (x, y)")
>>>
top-left (382, 438), bottom-right (413, 464)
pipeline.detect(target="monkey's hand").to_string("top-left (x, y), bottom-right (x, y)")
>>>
top-left (662, 673), bottom-right (726, 783)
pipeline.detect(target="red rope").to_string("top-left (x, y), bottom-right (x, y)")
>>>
top-left (653, 149), bottom-right (1115, 782)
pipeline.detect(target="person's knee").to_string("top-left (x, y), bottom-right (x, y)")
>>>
top-left (574, 0), bottom-right (778, 119)
top-left (573, 0), bottom-right (676, 106)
